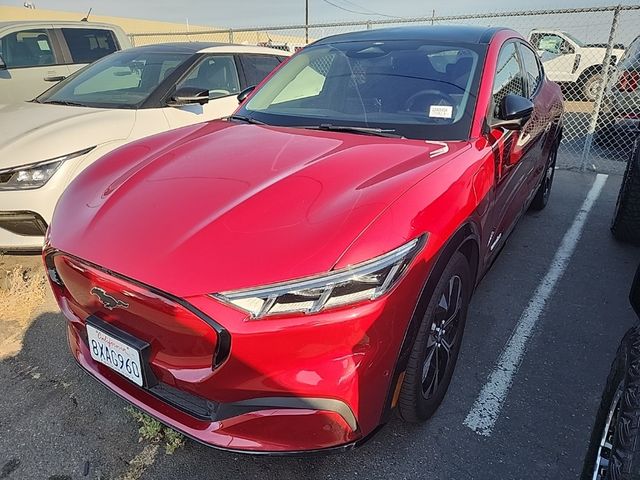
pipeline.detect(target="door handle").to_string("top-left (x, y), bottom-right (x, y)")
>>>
top-left (44, 75), bottom-right (66, 82)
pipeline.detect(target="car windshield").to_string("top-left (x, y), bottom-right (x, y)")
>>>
top-left (36, 50), bottom-right (192, 109)
top-left (239, 40), bottom-right (485, 141)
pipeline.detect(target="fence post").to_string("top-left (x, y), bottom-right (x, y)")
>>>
top-left (228, 29), bottom-right (234, 44)
top-left (579, 4), bottom-right (621, 171)
top-left (305, 0), bottom-right (309, 44)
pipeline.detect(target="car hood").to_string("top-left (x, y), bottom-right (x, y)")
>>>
top-left (51, 121), bottom-right (469, 297)
top-left (0, 102), bottom-right (135, 170)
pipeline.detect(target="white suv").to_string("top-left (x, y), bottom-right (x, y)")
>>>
top-left (0, 21), bottom-right (131, 104)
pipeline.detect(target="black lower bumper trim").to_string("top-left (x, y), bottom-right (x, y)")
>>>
top-left (0, 211), bottom-right (48, 236)
top-left (74, 355), bottom-right (372, 456)
top-left (148, 382), bottom-right (358, 432)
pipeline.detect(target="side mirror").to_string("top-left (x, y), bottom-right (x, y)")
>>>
top-left (631, 263), bottom-right (640, 318)
top-left (168, 87), bottom-right (209, 106)
top-left (0, 55), bottom-right (6, 70)
top-left (491, 94), bottom-right (534, 130)
top-left (237, 85), bottom-right (256, 104)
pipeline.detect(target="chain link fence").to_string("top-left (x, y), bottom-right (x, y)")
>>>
top-left (129, 5), bottom-right (640, 174)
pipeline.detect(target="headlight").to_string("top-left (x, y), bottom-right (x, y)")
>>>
top-left (0, 146), bottom-right (95, 190)
top-left (214, 235), bottom-right (426, 318)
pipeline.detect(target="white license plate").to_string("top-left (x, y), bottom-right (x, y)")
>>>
top-left (86, 323), bottom-right (144, 386)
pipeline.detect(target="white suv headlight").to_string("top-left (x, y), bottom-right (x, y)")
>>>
top-left (213, 235), bottom-right (426, 318)
top-left (0, 147), bottom-right (95, 190)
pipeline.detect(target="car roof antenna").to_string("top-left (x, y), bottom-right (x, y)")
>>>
top-left (81, 7), bottom-right (92, 22)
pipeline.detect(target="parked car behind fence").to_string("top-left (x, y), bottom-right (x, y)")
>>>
top-left (527, 29), bottom-right (624, 102)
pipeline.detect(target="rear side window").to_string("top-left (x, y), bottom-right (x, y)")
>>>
top-left (492, 42), bottom-right (526, 115)
top-left (61, 28), bottom-right (118, 64)
top-left (519, 44), bottom-right (542, 97)
top-left (0, 29), bottom-right (55, 68)
top-left (241, 54), bottom-right (281, 86)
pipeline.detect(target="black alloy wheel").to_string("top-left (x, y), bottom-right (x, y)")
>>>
top-left (531, 142), bottom-right (558, 211)
top-left (398, 251), bottom-right (471, 422)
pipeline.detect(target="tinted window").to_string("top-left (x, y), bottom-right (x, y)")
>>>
top-left (519, 44), bottom-right (542, 97)
top-left (492, 43), bottom-right (525, 116)
top-left (38, 50), bottom-right (191, 108)
top-left (0, 29), bottom-right (55, 68)
top-left (241, 55), bottom-right (281, 86)
top-left (536, 34), bottom-right (572, 55)
top-left (241, 40), bottom-right (484, 141)
top-left (62, 28), bottom-right (118, 64)
top-left (177, 55), bottom-right (240, 98)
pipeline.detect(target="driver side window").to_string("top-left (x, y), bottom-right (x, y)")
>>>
top-left (177, 55), bottom-right (240, 99)
top-left (492, 42), bottom-right (526, 117)
top-left (538, 34), bottom-right (572, 55)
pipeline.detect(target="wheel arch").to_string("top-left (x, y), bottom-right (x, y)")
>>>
top-left (577, 64), bottom-right (603, 85)
top-left (379, 221), bottom-right (481, 424)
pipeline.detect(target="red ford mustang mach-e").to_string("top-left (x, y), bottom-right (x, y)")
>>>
top-left (44, 25), bottom-right (563, 454)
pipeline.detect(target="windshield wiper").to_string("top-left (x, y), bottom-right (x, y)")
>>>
top-left (41, 100), bottom-right (87, 107)
top-left (226, 114), bottom-right (266, 125)
top-left (305, 124), bottom-right (403, 138)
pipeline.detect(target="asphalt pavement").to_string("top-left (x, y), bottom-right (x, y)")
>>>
top-left (0, 169), bottom-right (638, 480)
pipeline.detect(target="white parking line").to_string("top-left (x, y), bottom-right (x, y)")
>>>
top-left (464, 173), bottom-right (609, 437)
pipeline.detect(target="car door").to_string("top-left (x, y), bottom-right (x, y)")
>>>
top-left (163, 54), bottom-right (242, 129)
top-left (0, 27), bottom-right (70, 104)
top-left (485, 41), bottom-right (536, 259)
top-left (516, 41), bottom-right (552, 203)
top-left (531, 33), bottom-right (577, 83)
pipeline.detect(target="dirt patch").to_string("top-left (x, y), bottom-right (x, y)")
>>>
top-left (0, 260), bottom-right (55, 359)
top-left (118, 444), bottom-right (159, 480)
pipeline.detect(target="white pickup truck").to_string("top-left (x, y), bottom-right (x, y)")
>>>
top-left (527, 29), bottom-right (625, 101)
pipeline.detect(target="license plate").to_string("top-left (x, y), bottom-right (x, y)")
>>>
top-left (86, 323), bottom-right (144, 386)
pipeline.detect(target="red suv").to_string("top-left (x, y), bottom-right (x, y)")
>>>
top-left (44, 25), bottom-right (563, 454)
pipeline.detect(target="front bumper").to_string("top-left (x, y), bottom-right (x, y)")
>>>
top-left (0, 161), bottom-right (79, 251)
top-left (46, 250), bottom-right (427, 453)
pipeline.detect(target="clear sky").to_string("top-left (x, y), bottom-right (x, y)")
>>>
top-left (3, 0), bottom-right (639, 27)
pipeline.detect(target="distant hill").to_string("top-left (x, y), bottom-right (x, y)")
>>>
top-left (0, 5), bottom-right (219, 34)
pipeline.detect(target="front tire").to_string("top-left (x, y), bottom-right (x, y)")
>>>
top-left (612, 138), bottom-right (640, 245)
top-left (397, 251), bottom-right (471, 422)
top-left (582, 72), bottom-right (604, 102)
top-left (530, 141), bottom-right (558, 211)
